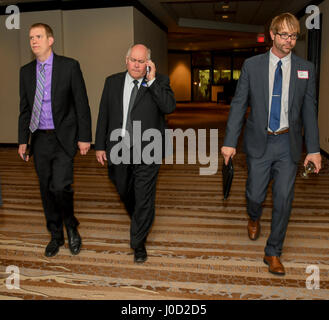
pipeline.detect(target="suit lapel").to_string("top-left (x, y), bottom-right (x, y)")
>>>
top-left (118, 72), bottom-right (126, 120)
top-left (29, 60), bottom-right (37, 104)
top-left (288, 54), bottom-right (298, 113)
top-left (122, 73), bottom-right (148, 114)
top-left (132, 83), bottom-right (147, 111)
top-left (262, 51), bottom-right (270, 115)
top-left (51, 53), bottom-right (59, 108)
top-left (131, 75), bottom-right (150, 112)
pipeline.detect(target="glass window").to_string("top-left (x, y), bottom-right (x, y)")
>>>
top-left (213, 55), bottom-right (231, 84)
top-left (192, 52), bottom-right (211, 67)
top-left (233, 70), bottom-right (241, 80)
top-left (192, 68), bottom-right (211, 101)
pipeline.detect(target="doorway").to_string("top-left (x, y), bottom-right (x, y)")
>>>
top-left (192, 68), bottom-right (211, 101)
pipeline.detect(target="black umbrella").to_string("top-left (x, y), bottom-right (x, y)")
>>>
top-left (222, 157), bottom-right (234, 200)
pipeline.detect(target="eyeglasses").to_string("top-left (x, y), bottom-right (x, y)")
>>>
top-left (128, 57), bottom-right (146, 64)
top-left (276, 32), bottom-right (298, 40)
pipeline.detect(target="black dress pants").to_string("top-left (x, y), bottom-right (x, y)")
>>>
top-left (108, 156), bottom-right (160, 249)
top-left (32, 130), bottom-right (79, 237)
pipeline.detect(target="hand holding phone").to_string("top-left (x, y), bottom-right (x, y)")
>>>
top-left (146, 60), bottom-right (156, 81)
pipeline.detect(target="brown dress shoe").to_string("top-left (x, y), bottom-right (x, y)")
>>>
top-left (247, 219), bottom-right (260, 240)
top-left (263, 256), bottom-right (285, 276)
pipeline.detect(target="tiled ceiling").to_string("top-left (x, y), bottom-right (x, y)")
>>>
top-left (0, 0), bottom-right (316, 50)
top-left (139, 0), bottom-right (316, 50)
top-left (157, 0), bottom-right (312, 25)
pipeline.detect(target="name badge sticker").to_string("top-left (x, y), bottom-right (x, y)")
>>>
top-left (298, 70), bottom-right (309, 79)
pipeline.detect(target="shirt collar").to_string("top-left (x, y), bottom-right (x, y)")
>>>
top-left (37, 51), bottom-right (54, 70)
top-left (270, 48), bottom-right (291, 66)
top-left (126, 71), bottom-right (144, 86)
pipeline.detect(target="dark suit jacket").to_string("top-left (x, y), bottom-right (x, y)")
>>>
top-left (95, 72), bottom-right (176, 164)
top-left (18, 53), bottom-right (92, 158)
top-left (223, 51), bottom-right (320, 163)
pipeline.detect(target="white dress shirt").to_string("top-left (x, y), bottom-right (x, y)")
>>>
top-left (268, 49), bottom-right (291, 132)
top-left (121, 72), bottom-right (155, 136)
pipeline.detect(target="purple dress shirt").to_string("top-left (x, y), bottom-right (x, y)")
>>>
top-left (36, 52), bottom-right (55, 130)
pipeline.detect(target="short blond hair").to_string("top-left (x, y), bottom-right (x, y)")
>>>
top-left (270, 13), bottom-right (300, 34)
top-left (30, 23), bottom-right (54, 38)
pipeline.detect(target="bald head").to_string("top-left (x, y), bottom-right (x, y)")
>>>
top-left (126, 44), bottom-right (151, 60)
top-left (126, 44), bottom-right (151, 80)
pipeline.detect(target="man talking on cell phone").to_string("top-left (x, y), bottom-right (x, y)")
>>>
top-left (221, 13), bottom-right (321, 275)
top-left (95, 44), bottom-right (176, 264)
top-left (18, 23), bottom-right (92, 257)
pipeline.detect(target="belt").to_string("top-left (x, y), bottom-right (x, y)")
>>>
top-left (268, 128), bottom-right (289, 136)
top-left (37, 129), bottom-right (56, 134)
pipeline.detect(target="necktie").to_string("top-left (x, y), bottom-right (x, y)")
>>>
top-left (29, 64), bottom-right (46, 133)
top-left (269, 60), bottom-right (282, 132)
top-left (125, 79), bottom-right (139, 146)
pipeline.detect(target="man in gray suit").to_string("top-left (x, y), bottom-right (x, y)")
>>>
top-left (221, 13), bottom-right (321, 275)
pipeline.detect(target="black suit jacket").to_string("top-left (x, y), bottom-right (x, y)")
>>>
top-left (224, 51), bottom-right (320, 163)
top-left (95, 72), bottom-right (176, 164)
top-left (18, 53), bottom-right (92, 158)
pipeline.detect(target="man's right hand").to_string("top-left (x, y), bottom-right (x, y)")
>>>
top-left (221, 146), bottom-right (236, 165)
top-left (18, 144), bottom-right (29, 162)
top-left (96, 150), bottom-right (107, 166)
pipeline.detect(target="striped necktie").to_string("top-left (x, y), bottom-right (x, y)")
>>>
top-left (29, 63), bottom-right (46, 133)
top-left (125, 79), bottom-right (139, 146)
top-left (269, 60), bottom-right (282, 132)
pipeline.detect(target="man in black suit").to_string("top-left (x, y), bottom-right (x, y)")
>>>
top-left (221, 13), bottom-right (321, 275)
top-left (18, 23), bottom-right (92, 257)
top-left (95, 44), bottom-right (176, 263)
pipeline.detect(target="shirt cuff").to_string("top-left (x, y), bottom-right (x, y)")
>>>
top-left (147, 78), bottom-right (156, 87)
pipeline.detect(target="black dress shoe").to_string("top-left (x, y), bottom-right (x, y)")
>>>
top-left (45, 238), bottom-right (64, 257)
top-left (134, 245), bottom-right (147, 264)
top-left (67, 227), bottom-right (82, 255)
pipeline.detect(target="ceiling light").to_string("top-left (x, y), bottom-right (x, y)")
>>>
top-left (222, 15), bottom-right (229, 19)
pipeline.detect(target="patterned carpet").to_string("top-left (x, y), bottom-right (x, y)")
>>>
top-left (0, 103), bottom-right (328, 300)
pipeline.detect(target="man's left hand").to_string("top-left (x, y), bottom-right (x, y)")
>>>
top-left (78, 141), bottom-right (91, 155)
top-left (304, 153), bottom-right (322, 174)
top-left (146, 60), bottom-right (156, 81)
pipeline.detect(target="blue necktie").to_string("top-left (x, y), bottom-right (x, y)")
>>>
top-left (269, 60), bottom-right (282, 132)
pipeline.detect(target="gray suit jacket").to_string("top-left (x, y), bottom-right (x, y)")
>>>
top-left (223, 51), bottom-right (320, 163)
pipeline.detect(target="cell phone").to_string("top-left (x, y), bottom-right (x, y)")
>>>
top-left (22, 150), bottom-right (29, 161)
top-left (146, 66), bottom-right (150, 74)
